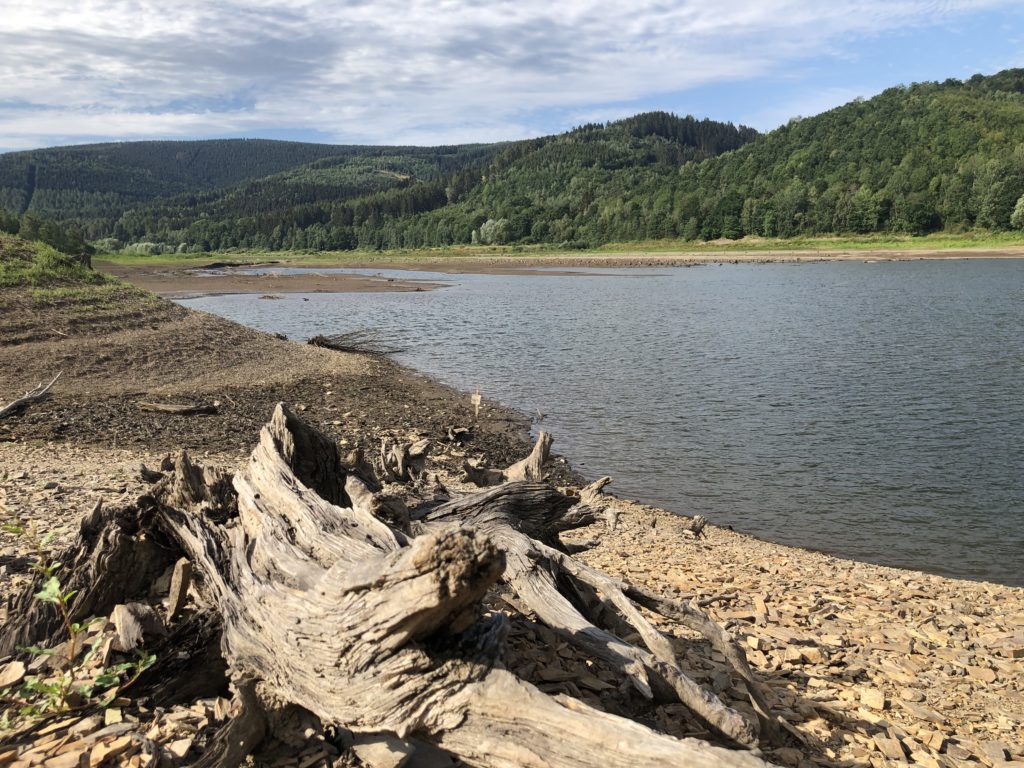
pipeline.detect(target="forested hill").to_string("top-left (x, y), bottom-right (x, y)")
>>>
top-left (2, 69), bottom-right (1024, 252)
top-left (396, 70), bottom-right (1024, 247)
top-left (0, 112), bottom-right (756, 251)
top-left (0, 139), bottom-right (501, 237)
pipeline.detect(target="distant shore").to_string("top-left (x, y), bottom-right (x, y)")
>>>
top-left (98, 244), bottom-right (1024, 296)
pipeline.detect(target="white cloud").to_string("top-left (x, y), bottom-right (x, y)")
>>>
top-left (0, 0), bottom-right (1017, 149)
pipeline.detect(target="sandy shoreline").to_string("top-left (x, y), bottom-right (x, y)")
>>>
top-left (97, 245), bottom-right (1024, 297)
top-left (96, 259), bottom-right (450, 298)
top-left (1, 283), bottom-right (1022, 766)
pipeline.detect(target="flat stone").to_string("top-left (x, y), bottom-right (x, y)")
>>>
top-left (69, 716), bottom-right (103, 736)
top-left (860, 688), bottom-right (887, 710)
top-left (88, 734), bottom-right (133, 767)
top-left (43, 753), bottom-right (82, 768)
top-left (351, 733), bottom-right (414, 768)
top-left (910, 750), bottom-right (941, 768)
top-left (982, 743), bottom-right (1011, 765)
top-left (166, 558), bottom-right (193, 622)
top-left (801, 646), bottom-right (825, 664)
top-left (921, 731), bottom-right (945, 752)
top-left (872, 735), bottom-right (906, 761)
top-left (967, 666), bottom-right (997, 684)
top-left (0, 660), bottom-right (26, 688)
top-left (537, 665), bottom-right (576, 682)
top-left (899, 701), bottom-right (944, 723)
top-left (167, 738), bottom-right (193, 759)
top-left (946, 744), bottom-right (972, 760)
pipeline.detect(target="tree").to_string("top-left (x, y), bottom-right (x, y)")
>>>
top-left (0, 208), bottom-right (19, 234)
top-left (477, 217), bottom-right (512, 245)
top-left (1011, 193), bottom-right (1024, 230)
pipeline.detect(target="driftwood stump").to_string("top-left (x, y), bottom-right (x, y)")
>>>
top-left (1, 405), bottom-right (776, 767)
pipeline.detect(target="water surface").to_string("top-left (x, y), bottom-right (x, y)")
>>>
top-left (182, 260), bottom-right (1024, 585)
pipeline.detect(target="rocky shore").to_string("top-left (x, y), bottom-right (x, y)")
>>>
top-left (1, 280), bottom-right (1021, 767)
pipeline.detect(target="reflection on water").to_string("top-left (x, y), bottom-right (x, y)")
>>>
top-left (181, 260), bottom-right (1024, 585)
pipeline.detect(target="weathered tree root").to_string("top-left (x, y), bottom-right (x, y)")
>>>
top-left (419, 485), bottom-right (764, 747)
top-left (2, 405), bottom-right (775, 767)
top-left (464, 430), bottom-right (553, 487)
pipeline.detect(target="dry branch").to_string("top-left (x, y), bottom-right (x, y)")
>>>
top-left (0, 371), bottom-right (62, 420)
top-left (307, 329), bottom-right (403, 355)
top-left (137, 401), bottom-right (219, 416)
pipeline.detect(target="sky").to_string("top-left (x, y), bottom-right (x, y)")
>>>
top-left (0, 1), bottom-right (1022, 152)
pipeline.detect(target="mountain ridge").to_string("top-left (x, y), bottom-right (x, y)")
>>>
top-left (2, 69), bottom-right (1024, 251)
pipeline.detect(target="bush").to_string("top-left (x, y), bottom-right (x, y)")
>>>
top-left (123, 241), bottom-right (175, 255)
top-left (0, 235), bottom-right (112, 288)
top-left (92, 237), bottom-right (123, 252)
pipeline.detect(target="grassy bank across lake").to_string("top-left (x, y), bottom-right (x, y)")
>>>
top-left (94, 231), bottom-right (1024, 275)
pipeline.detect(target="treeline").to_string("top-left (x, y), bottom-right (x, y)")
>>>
top-left (0, 210), bottom-right (94, 256)
top-left (398, 73), bottom-right (1024, 247)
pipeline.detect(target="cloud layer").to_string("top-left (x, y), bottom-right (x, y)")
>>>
top-left (0, 0), bottom-right (1016, 150)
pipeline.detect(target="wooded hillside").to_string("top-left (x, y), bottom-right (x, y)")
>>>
top-left (3, 69), bottom-right (1024, 251)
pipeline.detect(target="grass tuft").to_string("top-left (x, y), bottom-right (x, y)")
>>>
top-left (0, 234), bottom-right (114, 288)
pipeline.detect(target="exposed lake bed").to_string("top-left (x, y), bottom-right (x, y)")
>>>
top-left (177, 257), bottom-right (1024, 586)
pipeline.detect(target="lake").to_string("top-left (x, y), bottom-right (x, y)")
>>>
top-left (181, 259), bottom-right (1024, 586)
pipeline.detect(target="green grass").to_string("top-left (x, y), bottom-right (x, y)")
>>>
top-left (27, 283), bottom-right (150, 307)
top-left (92, 230), bottom-right (1024, 268)
top-left (584, 231), bottom-right (1024, 253)
top-left (0, 234), bottom-right (115, 288)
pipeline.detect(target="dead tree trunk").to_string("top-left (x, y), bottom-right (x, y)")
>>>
top-left (464, 431), bottom-right (553, 487)
top-left (0, 501), bottom-right (174, 657)
top-left (3, 405), bottom-right (774, 768)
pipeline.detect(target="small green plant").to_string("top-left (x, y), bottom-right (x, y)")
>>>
top-left (0, 500), bottom-right (155, 731)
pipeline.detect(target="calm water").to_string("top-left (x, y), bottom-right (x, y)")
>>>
top-left (182, 260), bottom-right (1024, 585)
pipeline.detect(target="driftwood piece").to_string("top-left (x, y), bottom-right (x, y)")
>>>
top-left (4, 405), bottom-right (771, 766)
top-left (137, 401), bottom-right (218, 416)
top-left (0, 371), bottom-right (62, 419)
top-left (308, 330), bottom-right (403, 355)
top-left (464, 431), bottom-right (553, 487)
top-left (420, 482), bottom-right (584, 540)
top-left (154, 406), bottom-right (769, 766)
top-left (504, 431), bottom-right (552, 482)
top-left (579, 475), bottom-right (613, 507)
top-left (0, 502), bottom-right (174, 657)
top-left (379, 437), bottom-right (432, 483)
top-left (419, 486), bottom-right (760, 746)
top-left (686, 514), bottom-right (708, 538)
